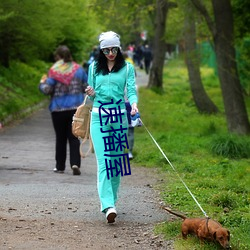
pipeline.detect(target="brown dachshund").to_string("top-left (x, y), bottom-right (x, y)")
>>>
top-left (162, 207), bottom-right (231, 249)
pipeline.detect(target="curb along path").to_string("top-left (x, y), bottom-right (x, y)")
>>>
top-left (0, 70), bottom-right (173, 249)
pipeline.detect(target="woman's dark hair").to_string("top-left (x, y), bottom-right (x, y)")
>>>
top-left (54, 45), bottom-right (73, 63)
top-left (95, 48), bottom-right (126, 75)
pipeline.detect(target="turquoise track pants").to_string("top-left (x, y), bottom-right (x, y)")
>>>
top-left (90, 110), bottom-right (128, 212)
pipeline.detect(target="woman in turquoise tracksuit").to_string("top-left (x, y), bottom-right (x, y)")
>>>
top-left (86, 31), bottom-right (138, 223)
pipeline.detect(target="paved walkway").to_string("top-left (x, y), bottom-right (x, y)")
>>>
top-left (0, 105), bottom-right (163, 223)
top-left (135, 68), bottom-right (149, 88)
top-left (0, 70), bottom-right (173, 249)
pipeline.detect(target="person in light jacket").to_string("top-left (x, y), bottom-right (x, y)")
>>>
top-left (85, 31), bottom-right (138, 223)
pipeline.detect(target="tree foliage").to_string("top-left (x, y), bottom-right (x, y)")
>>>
top-left (91, 0), bottom-right (155, 46)
top-left (164, 2), bottom-right (184, 44)
top-left (232, 0), bottom-right (250, 39)
top-left (232, 0), bottom-right (250, 95)
top-left (0, 0), bottom-right (99, 67)
top-left (0, 0), bottom-right (249, 134)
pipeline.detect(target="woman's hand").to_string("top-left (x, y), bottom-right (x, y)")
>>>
top-left (40, 74), bottom-right (47, 83)
top-left (131, 103), bottom-right (138, 116)
top-left (85, 86), bottom-right (95, 97)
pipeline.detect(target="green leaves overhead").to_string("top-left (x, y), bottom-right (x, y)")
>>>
top-left (0, 0), bottom-right (99, 65)
top-left (0, 0), bottom-right (248, 67)
top-left (91, 0), bottom-right (156, 46)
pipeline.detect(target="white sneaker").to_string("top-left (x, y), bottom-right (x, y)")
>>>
top-left (128, 151), bottom-right (133, 159)
top-left (105, 207), bottom-right (117, 223)
top-left (53, 168), bottom-right (64, 173)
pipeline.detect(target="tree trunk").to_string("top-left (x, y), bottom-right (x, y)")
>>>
top-left (147, 0), bottom-right (169, 89)
top-left (212, 0), bottom-right (250, 134)
top-left (191, 0), bottom-right (250, 134)
top-left (184, 4), bottom-right (218, 114)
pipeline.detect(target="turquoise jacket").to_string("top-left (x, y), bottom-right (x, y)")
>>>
top-left (87, 62), bottom-right (138, 110)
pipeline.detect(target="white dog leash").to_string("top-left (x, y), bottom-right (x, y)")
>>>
top-left (139, 118), bottom-right (209, 218)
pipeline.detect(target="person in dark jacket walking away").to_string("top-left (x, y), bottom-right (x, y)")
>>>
top-left (143, 44), bottom-right (152, 74)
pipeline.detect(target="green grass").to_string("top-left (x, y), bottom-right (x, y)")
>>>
top-left (133, 58), bottom-right (250, 250)
top-left (0, 60), bottom-right (50, 123)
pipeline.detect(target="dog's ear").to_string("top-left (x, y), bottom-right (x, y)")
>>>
top-left (213, 231), bottom-right (217, 240)
top-left (227, 230), bottom-right (230, 240)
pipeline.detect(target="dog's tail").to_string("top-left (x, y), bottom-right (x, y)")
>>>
top-left (162, 206), bottom-right (187, 220)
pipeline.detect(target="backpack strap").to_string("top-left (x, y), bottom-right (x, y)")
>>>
top-left (79, 125), bottom-right (94, 158)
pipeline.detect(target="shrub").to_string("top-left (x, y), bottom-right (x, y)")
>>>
top-left (210, 135), bottom-right (250, 159)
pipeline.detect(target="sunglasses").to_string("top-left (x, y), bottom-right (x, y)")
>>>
top-left (102, 47), bottom-right (119, 55)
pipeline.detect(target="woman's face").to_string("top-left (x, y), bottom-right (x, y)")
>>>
top-left (102, 47), bottom-right (118, 61)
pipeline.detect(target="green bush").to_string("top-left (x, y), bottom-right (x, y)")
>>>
top-left (210, 135), bottom-right (250, 159)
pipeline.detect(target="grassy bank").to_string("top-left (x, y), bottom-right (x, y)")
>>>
top-left (0, 60), bottom-right (50, 125)
top-left (134, 59), bottom-right (250, 249)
